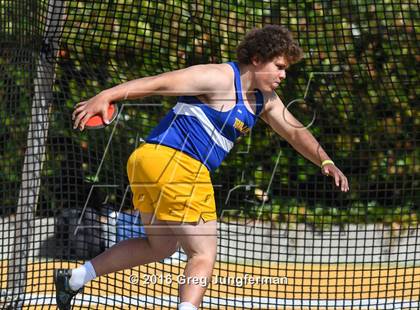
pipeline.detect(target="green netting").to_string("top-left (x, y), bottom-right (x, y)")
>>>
top-left (0, 0), bottom-right (419, 309)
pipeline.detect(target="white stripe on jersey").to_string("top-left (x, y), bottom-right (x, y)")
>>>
top-left (173, 102), bottom-right (234, 153)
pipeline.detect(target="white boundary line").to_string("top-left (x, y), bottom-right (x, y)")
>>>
top-left (21, 293), bottom-right (419, 309)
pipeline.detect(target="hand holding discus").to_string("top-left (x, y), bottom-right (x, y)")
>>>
top-left (72, 93), bottom-right (118, 130)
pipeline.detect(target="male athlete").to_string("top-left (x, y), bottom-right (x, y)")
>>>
top-left (55, 25), bottom-right (349, 310)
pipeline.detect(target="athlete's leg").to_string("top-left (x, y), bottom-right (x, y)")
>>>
top-left (168, 219), bottom-right (217, 308)
top-left (91, 211), bottom-right (179, 277)
top-left (55, 211), bottom-right (179, 309)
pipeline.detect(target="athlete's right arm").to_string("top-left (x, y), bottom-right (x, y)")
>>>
top-left (72, 64), bottom-right (229, 130)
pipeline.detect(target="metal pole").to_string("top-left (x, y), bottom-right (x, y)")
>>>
top-left (6, 1), bottom-right (66, 307)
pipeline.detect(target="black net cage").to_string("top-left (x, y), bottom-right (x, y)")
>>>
top-left (0, 0), bottom-right (419, 309)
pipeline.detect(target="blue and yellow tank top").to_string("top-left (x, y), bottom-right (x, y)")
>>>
top-left (146, 62), bottom-right (264, 172)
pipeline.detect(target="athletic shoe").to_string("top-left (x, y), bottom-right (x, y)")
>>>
top-left (54, 269), bottom-right (82, 310)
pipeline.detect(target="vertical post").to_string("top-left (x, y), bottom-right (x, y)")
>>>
top-left (6, 0), bottom-right (66, 307)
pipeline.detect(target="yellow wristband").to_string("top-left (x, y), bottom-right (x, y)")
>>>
top-left (321, 160), bottom-right (335, 168)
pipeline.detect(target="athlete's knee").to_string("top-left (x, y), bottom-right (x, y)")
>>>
top-left (186, 249), bottom-right (216, 267)
top-left (183, 238), bottom-right (216, 262)
top-left (159, 243), bottom-right (179, 259)
top-left (148, 238), bottom-right (179, 260)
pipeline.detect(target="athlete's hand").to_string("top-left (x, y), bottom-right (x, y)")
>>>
top-left (72, 92), bottom-right (112, 130)
top-left (322, 164), bottom-right (349, 192)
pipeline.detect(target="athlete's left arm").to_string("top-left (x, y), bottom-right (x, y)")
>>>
top-left (259, 91), bottom-right (349, 192)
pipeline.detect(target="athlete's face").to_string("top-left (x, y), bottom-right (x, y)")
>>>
top-left (253, 56), bottom-right (288, 92)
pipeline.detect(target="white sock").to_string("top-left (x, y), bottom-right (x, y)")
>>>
top-left (178, 302), bottom-right (197, 310)
top-left (69, 261), bottom-right (97, 291)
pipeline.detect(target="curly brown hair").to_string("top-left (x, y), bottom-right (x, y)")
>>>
top-left (236, 25), bottom-right (303, 65)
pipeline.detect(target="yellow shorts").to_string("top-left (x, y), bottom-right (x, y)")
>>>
top-left (126, 143), bottom-right (216, 223)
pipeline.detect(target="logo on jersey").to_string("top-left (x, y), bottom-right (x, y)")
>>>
top-left (233, 118), bottom-right (250, 134)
